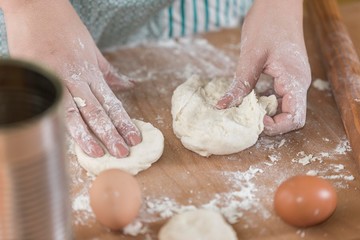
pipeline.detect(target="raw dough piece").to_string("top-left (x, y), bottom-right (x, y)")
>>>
top-left (73, 97), bottom-right (86, 107)
top-left (258, 95), bottom-right (278, 117)
top-left (75, 120), bottom-right (164, 175)
top-left (171, 75), bottom-right (277, 157)
top-left (158, 209), bottom-right (238, 240)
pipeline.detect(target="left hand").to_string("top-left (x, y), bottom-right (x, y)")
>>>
top-left (2, 0), bottom-right (142, 157)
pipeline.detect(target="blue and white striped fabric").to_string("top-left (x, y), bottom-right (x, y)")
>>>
top-left (0, 0), bottom-right (253, 56)
top-left (164, 0), bottom-right (253, 38)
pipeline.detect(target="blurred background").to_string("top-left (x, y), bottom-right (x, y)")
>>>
top-left (338, 0), bottom-right (360, 3)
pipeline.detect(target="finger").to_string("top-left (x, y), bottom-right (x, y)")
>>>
top-left (64, 89), bottom-right (104, 157)
top-left (216, 51), bottom-right (266, 109)
top-left (89, 80), bottom-right (142, 146)
top-left (96, 48), bottom-right (135, 91)
top-left (263, 56), bottom-right (311, 135)
top-left (263, 91), bottom-right (307, 135)
top-left (68, 81), bottom-right (130, 158)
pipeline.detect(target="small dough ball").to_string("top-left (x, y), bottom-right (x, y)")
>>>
top-left (274, 175), bottom-right (337, 227)
top-left (258, 95), bottom-right (278, 117)
top-left (158, 209), bottom-right (238, 240)
top-left (89, 169), bottom-right (142, 230)
top-left (76, 119), bottom-right (164, 175)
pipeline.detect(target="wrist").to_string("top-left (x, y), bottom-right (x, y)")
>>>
top-left (2, 0), bottom-right (82, 57)
top-left (252, 0), bottom-right (303, 16)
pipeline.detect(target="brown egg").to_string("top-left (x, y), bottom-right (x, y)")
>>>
top-left (89, 169), bottom-right (142, 230)
top-left (274, 175), bottom-right (337, 228)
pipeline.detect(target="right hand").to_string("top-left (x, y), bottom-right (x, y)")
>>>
top-left (216, 0), bottom-right (311, 136)
top-left (2, 0), bottom-right (142, 158)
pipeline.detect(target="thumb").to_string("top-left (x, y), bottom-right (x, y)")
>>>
top-left (216, 51), bottom-right (266, 109)
top-left (96, 49), bottom-right (135, 91)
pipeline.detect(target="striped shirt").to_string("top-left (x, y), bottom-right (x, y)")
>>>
top-left (164, 0), bottom-right (253, 38)
top-left (0, 0), bottom-right (253, 55)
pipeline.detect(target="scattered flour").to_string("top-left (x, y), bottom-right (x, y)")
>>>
top-left (68, 139), bottom-right (96, 226)
top-left (72, 193), bottom-right (94, 225)
top-left (108, 38), bottom-right (237, 83)
top-left (291, 151), bottom-right (319, 165)
top-left (312, 79), bottom-right (330, 91)
top-left (296, 229), bottom-right (306, 238)
top-left (123, 221), bottom-right (148, 236)
top-left (140, 167), bottom-right (268, 225)
top-left (291, 138), bottom-right (352, 166)
top-left (72, 194), bottom-right (91, 212)
top-left (335, 139), bottom-right (352, 154)
top-left (268, 154), bottom-right (280, 163)
top-left (155, 115), bottom-right (164, 125)
top-left (277, 139), bottom-right (286, 148)
top-left (306, 162), bottom-right (355, 188)
top-left (255, 136), bottom-right (287, 150)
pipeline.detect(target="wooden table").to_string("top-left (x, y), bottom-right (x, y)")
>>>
top-left (71, 1), bottom-right (360, 239)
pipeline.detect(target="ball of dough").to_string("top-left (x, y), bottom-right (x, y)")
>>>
top-left (158, 209), bottom-right (238, 240)
top-left (75, 120), bottom-right (164, 175)
top-left (171, 75), bottom-right (277, 157)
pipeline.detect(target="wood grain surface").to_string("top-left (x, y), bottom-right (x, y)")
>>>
top-left (307, 0), bottom-right (360, 170)
top-left (71, 1), bottom-right (360, 239)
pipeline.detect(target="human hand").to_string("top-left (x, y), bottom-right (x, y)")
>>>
top-left (217, 0), bottom-right (311, 135)
top-left (2, 0), bottom-right (142, 157)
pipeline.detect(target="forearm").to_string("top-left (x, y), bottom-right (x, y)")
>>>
top-left (250, 0), bottom-right (304, 30)
top-left (1, 0), bottom-right (85, 59)
top-left (253, 0), bottom-right (303, 11)
top-left (241, 0), bottom-right (305, 53)
top-left (0, 0), bottom-right (68, 13)
top-left (1, 0), bottom-right (75, 24)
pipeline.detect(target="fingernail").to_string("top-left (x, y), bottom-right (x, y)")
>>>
top-left (111, 142), bottom-right (129, 158)
top-left (128, 132), bottom-right (142, 146)
top-left (216, 97), bottom-right (228, 109)
top-left (263, 116), bottom-right (274, 125)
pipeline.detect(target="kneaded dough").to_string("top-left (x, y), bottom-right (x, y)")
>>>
top-left (171, 75), bottom-right (277, 157)
top-left (75, 120), bottom-right (164, 175)
top-left (158, 209), bottom-right (238, 240)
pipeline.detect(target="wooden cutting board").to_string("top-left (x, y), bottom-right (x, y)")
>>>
top-left (71, 1), bottom-right (360, 239)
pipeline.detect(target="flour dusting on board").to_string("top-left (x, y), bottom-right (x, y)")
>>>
top-left (70, 131), bottom-right (355, 236)
top-left (138, 166), bottom-right (268, 225)
top-left (108, 38), bottom-right (237, 83)
top-left (69, 37), bottom-right (357, 238)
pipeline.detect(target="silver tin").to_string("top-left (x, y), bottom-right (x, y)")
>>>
top-left (0, 59), bottom-right (72, 240)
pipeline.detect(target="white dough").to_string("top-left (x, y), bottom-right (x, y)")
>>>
top-left (75, 120), bottom-right (164, 175)
top-left (158, 209), bottom-right (238, 240)
top-left (258, 95), bottom-right (278, 117)
top-left (73, 97), bottom-right (86, 107)
top-left (171, 75), bottom-right (277, 157)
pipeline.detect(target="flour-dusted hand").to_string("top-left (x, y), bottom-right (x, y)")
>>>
top-left (217, 0), bottom-right (311, 135)
top-left (2, 0), bottom-right (142, 157)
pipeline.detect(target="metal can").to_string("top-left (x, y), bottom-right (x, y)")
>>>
top-left (0, 59), bottom-right (72, 239)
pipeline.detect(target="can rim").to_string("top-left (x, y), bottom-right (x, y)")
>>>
top-left (0, 59), bottom-right (64, 130)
